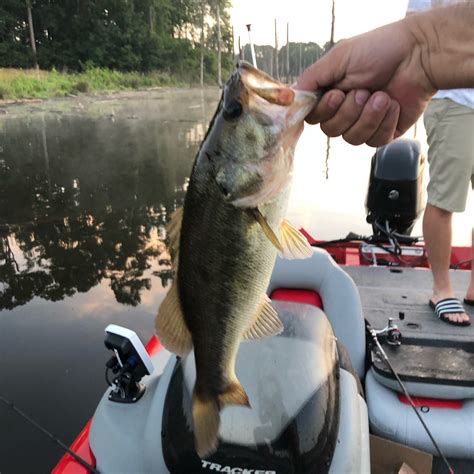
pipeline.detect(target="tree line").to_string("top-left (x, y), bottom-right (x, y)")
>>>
top-left (240, 42), bottom-right (326, 84)
top-left (0, 0), bottom-right (234, 83)
top-left (0, 1), bottom-right (329, 85)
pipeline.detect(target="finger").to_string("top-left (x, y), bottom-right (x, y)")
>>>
top-left (366, 100), bottom-right (400, 147)
top-left (305, 89), bottom-right (345, 125)
top-left (341, 92), bottom-right (392, 146)
top-left (319, 89), bottom-right (371, 137)
top-left (395, 105), bottom-right (425, 138)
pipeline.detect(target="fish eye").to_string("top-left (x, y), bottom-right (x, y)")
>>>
top-left (223, 99), bottom-right (243, 120)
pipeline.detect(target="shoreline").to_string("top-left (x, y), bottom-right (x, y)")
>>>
top-left (0, 66), bottom-right (224, 107)
top-left (0, 85), bottom-right (220, 112)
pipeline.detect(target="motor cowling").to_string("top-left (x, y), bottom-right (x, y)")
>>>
top-left (161, 304), bottom-right (340, 474)
top-left (366, 138), bottom-right (425, 237)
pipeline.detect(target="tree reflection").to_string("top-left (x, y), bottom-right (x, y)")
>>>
top-left (0, 99), bottom-right (209, 310)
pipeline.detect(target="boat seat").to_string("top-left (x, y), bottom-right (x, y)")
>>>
top-left (366, 369), bottom-right (474, 459)
top-left (370, 342), bottom-right (474, 400)
top-left (366, 338), bottom-right (474, 458)
top-left (268, 247), bottom-right (366, 378)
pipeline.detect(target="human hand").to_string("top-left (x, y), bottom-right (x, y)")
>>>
top-left (297, 17), bottom-right (436, 146)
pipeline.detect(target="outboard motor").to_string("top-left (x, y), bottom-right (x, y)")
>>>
top-left (366, 138), bottom-right (425, 238)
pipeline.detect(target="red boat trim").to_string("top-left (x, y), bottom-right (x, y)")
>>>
top-left (398, 394), bottom-right (462, 409)
top-left (271, 288), bottom-right (323, 309)
top-left (299, 228), bottom-right (316, 245)
top-left (145, 335), bottom-right (162, 356)
top-left (51, 420), bottom-right (96, 474)
top-left (300, 228), bottom-right (471, 269)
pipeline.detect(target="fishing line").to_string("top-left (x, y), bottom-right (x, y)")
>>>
top-left (0, 393), bottom-right (99, 474)
top-left (366, 326), bottom-right (454, 474)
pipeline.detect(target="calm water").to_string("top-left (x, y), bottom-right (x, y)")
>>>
top-left (0, 89), bottom-right (472, 473)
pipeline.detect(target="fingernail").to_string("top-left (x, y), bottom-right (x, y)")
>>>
top-left (373, 94), bottom-right (389, 111)
top-left (328, 92), bottom-right (344, 109)
top-left (355, 90), bottom-right (370, 106)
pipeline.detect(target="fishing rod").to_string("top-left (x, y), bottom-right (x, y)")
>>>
top-left (245, 24), bottom-right (257, 68)
top-left (366, 324), bottom-right (454, 474)
top-left (0, 393), bottom-right (99, 474)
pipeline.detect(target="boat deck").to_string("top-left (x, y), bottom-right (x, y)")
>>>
top-left (344, 264), bottom-right (474, 473)
top-left (344, 265), bottom-right (474, 346)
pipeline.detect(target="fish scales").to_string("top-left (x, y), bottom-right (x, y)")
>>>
top-left (178, 168), bottom-right (285, 391)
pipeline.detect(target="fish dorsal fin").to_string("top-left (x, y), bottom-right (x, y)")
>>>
top-left (279, 219), bottom-right (313, 260)
top-left (154, 281), bottom-right (193, 356)
top-left (166, 207), bottom-right (183, 265)
top-left (242, 295), bottom-right (283, 340)
top-left (250, 208), bottom-right (282, 252)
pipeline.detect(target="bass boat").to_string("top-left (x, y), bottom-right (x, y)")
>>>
top-left (53, 139), bottom-right (474, 473)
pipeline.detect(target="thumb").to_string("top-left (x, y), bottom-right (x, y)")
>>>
top-left (295, 45), bottom-right (347, 91)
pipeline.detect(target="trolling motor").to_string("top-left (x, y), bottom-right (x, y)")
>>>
top-left (366, 138), bottom-right (425, 242)
top-left (104, 324), bottom-right (154, 403)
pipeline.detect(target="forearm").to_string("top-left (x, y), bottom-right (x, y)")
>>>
top-left (406, 3), bottom-right (474, 89)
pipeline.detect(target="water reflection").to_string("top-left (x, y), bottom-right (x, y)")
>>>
top-left (1, 90), bottom-right (472, 315)
top-left (0, 90), bottom-right (219, 311)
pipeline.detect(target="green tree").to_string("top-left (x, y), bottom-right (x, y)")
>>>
top-left (0, 0), bottom-right (233, 80)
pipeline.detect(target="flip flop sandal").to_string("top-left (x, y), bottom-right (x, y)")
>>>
top-left (464, 298), bottom-right (474, 307)
top-left (429, 298), bottom-right (471, 326)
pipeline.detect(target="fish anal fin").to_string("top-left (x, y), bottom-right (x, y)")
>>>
top-left (154, 281), bottom-right (192, 356)
top-left (250, 208), bottom-right (282, 252)
top-left (242, 295), bottom-right (283, 340)
top-left (192, 391), bottom-right (220, 459)
top-left (280, 219), bottom-right (313, 259)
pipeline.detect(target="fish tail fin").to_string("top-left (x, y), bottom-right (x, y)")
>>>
top-left (192, 381), bottom-right (250, 458)
top-left (192, 391), bottom-right (221, 459)
top-left (219, 379), bottom-right (250, 408)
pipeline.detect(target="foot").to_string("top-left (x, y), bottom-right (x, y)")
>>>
top-left (465, 286), bottom-right (474, 305)
top-left (430, 293), bottom-right (470, 325)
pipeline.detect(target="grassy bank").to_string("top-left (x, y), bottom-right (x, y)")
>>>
top-left (0, 67), bottom-right (187, 101)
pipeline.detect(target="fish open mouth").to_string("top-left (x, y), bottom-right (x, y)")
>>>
top-left (216, 62), bottom-right (318, 209)
top-left (238, 61), bottom-right (296, 106)
top-left (233, 61), bottom-right (317, 129)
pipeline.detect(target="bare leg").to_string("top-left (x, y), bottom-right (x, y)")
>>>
top-left (466, 228), bottom-right (474, 301)
top-left (423, 203), bottom-right (469, 323)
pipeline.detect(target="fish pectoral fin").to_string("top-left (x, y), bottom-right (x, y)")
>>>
top-left (192, 391), bottom-right (220, 459)
top-left (242, 295), bottom-right (283, 340)
top-left (250, 208), bottom-right (283, 252)
top-left (166, 207), bottom-right (183, 267)
top-left (154, 281), bottom-right (192, 356)
top-left (279, 219), bottom-right (313, 259)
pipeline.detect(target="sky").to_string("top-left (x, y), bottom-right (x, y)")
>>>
top-left (231, 0), bottom-right (409, 51)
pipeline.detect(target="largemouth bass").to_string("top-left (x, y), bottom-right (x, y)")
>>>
top-left (155, 61), bottom-right (317, 458)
